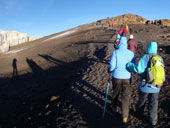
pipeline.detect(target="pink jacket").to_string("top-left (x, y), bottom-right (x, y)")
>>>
top-left (118, 28), bottom-right (128, 36)
top-left (118, 28), bottom-right (123, 36)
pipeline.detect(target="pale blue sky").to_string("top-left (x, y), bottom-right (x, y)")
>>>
top-left (0, 0), bottom-right (170, 37)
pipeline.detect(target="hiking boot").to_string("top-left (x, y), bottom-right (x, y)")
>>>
top-left (123, 117), bottom-right (128, 123)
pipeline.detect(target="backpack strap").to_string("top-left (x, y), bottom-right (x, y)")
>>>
top-left (145, 54), bottom-right (153, 69)
top-left (142, 54), bottom-right (153, 87)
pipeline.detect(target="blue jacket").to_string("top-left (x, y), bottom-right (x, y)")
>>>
top-left (109, 37), bottom-right (134, 79)
top-left (126, 42), bottom-right (164, 93)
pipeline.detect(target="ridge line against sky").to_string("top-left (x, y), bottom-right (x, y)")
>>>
top-left (0, 0), bottom-right (170, 37)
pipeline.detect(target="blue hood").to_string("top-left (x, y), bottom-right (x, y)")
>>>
top-left (146, 42), bottom-right (157, 55)
top-left (117, 37), bottom-right (127, 49)
top-left (109, 36), bottom-right (134, 79)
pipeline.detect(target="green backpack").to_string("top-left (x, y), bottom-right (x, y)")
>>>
top-left (147, 55), bottom-right (165, 86)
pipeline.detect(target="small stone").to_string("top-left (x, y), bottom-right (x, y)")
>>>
top-left (38, 113), bottom-right (42, 116)
top-left (45, 104), bottom-right (50, 108)
top-left (45, 111), bottom-right (52, 116)
top-left (50, 96), bottom-right (60, 101)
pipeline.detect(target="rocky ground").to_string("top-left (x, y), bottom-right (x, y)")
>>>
top-left (0, 24), bottom-right (170, 128)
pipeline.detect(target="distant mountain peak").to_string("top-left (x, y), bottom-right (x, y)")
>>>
top-left (109, 13), bottom-right (147, 24)
top-left (93, 13), bottom-right (170, 27)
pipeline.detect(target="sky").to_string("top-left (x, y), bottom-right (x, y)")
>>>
top-left (0, 0), bottom-right (170, 37)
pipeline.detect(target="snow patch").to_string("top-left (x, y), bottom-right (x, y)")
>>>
top-left (4, 46), bottom-right (33, 54)
top-left (3, 28), bottom-right (78, 54)
top-left (44, 29), bottom-right (77, 42)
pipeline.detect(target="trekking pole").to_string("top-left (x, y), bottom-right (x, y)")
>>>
top-left (102, 73), bottom-right (111, 119)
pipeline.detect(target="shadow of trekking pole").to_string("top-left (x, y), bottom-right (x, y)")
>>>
top-left (102, 73), bottom-right (111, 119)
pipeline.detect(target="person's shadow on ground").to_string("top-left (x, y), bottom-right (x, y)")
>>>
top-left (12, 58), bottom-right (18, 77)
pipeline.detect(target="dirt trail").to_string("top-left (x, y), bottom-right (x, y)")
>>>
top-left (0, 24), bottom-right (170, 128)
top-left (65, 25), bottom-right (170, 128)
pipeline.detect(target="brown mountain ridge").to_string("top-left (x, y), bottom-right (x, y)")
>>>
top-left (94, 13), bottom-right (170, 26)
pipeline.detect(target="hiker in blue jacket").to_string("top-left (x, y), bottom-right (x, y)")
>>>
top-left (108, 36), bottom-right (134, 123)
top-left (126, 41), bottom-right (165, 126)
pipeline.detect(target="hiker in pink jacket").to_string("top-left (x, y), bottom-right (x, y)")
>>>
top-left (127, 35), bottom-right (137, 52)
top-left (127, 34), bottom-right (139, 64)
top-left (119, 25), bottom-right (128, 36)
top-left (127, 35), bottom-right (138, 86)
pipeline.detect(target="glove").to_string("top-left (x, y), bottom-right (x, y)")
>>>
top-left (108, 68), bottom-right (112, 73)
top-left (126, 62), bottom-right (138, 73)
top-left (126, 62), bottom-right (134, 72)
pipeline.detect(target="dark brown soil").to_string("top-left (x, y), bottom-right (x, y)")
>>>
top-left (0, 24), bottom-right (170, 128)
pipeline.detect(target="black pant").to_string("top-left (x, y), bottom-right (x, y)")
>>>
top-left (111, 77), bottom-right (131, 118)
top-left (136, 92), bottom-right (159, 125)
